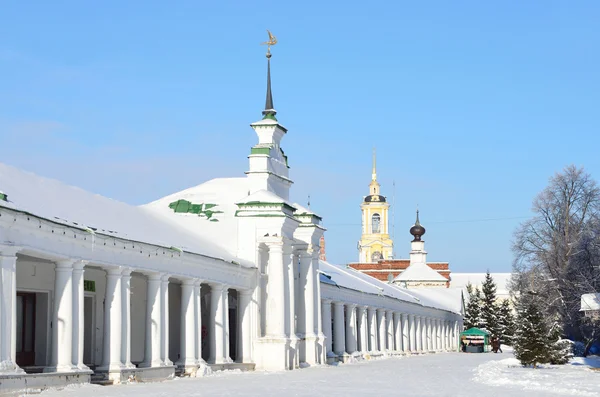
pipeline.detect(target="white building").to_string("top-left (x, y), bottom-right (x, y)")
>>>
top-left (0, 47), bottom-right (462, 394)
top-left (580, 293), bottom-right (600, 319)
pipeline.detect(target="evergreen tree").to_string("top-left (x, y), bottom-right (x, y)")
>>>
top-left (513, 293), bottom-right (550, 368)
top-left (465, 284), bottom-right (484, 329)
top-left (481, 271), bottom-right (501, 336)
top-left (547, 315), bottom-right (573, 365)
top-left (497, 299), bottom-right (515, 344)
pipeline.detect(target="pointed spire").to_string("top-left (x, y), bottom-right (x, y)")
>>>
top-left (415, 208), bottom-right (420, 226)
top-left (261, 30), bottom-right (277, 121)
top-left (307, 194), bottom-right (311, 210)
top-left (372, 147), bottom-right (377, 181)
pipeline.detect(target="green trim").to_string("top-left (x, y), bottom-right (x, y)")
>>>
top-left (168, 199), bottom-right (223, 221)
top-left (237, 201), bottom-right (296, 212)
top-left (0, 192), bottom-right (6, 202)
top-left (83, 280), bottom-right (96, 292)
top-left (251, 147), bottom-right (271, 155)
top-left (262, 113), bottom-right (278, 121)
top-left (280, 148), bottom-right (289, 167)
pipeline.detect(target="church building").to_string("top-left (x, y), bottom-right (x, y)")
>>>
top-left (0, 34), bottom-right (463, 395)
top-left (351, 157), bottom-right (451, 287)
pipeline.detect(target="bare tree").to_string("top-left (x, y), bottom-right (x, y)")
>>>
top-left (512, 165), bottom-right (600, 354)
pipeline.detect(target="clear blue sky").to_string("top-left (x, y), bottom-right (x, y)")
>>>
top-left (1, 1), bottom-right (599, 272)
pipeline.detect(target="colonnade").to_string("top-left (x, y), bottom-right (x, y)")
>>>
top-left (0, 246), bottom-right (253, 380)
top-left (320, 299), bottom-right (459, 359)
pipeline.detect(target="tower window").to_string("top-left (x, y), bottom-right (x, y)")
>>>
top-left (371, 251), bottom-right (382, 262)
top-left (372, 213), bottom-right (381, 234)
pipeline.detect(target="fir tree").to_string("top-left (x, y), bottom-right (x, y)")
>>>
top-left (547, 315), bottom-right (573, 365)
top-left (481, 271), bottom-right (501, 336)
top-left (513, 293), bottom-right (550, 368)
top-left (497, 299), bottom-right (515, 344)
top-left (465, 283), bottom-right (484, 329)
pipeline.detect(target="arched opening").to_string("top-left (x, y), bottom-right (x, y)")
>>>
top-left (372, 213), bottom-right (381, 234)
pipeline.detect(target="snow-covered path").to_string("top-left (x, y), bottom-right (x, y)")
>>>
top-left (38, 352), bottom-right (599, 397)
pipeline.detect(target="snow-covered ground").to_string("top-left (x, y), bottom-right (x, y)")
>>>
top-left (36, 352), bottom-right (599, 397)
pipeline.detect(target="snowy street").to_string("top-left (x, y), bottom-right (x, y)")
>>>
top-left (38, 352), bottom-right (600, 397)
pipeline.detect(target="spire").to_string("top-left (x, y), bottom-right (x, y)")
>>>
top-left (372, 147), bottom-right (377, 181)
top-left (261, 30), bottom-right (278, 121)
top-left (415, 209), bottom-right (420, 226)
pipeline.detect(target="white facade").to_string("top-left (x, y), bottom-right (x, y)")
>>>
top-left (0, 57), bottom-right (462, 394)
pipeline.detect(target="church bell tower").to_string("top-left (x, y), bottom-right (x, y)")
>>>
top-left (357, 149), bottom-right (394, 262)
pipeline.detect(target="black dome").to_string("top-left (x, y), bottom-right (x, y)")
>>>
top-left (364, 195), bottom-right (386, 203)
top-left (410, 210), bottom-right (425, 241)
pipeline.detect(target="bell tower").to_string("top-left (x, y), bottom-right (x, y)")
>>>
top-left (357, 148), bottom-right (394, 262)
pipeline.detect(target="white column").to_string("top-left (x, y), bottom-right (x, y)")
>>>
top-left (415, 316), bottom-right (422, 352)
top-left (0, 249), bottom-right (23, 373)
top-left (357, 306), bottom-right (368, 353)
top-left (321, 300), bottom-right (333, 356)
top-left (421, 317), bottom-right (428, 352)
top-left (314, 251), bottom-right (324, 363)
top-left (377, 309), bottom-right (386, 351)
top-left (386, 310), bottom-right (394, 351)
top-left (345, 304), bottom-right (357, 354)
top-left (300, 250), bottom-right (316, 340)
top-left (72, 260), bottom-right (89, 371)
top-left (441, 320), bottom-right (446, 350)
top-left (408, 315), bottom-right (416, 352)
top-left (367, 307), bottom-right (377, 352)
top-left (286, 249), bottom-right (296, 339)
top-left (141, 273), bottom-right (162, 368)
top-left (237, 289), bottom-right (253, 363)
top-left (266, 242), bottom-right (286, 337)
top-left (394, 313), bottom-right (402, 352)
top-left (100, 267), bottom-right (123, 371)
top-left (52, 260), bottom-right (76, 371)
top-left (121, 268), bottom-right (133, 368)
top-left (210, 283), bottom-right (230, 364)
top-left (401, 314), bottom-right (409, 352)
top-left (160, 274), bottom-right (172, 366)
top-left (178, 279), bottom-right (197, 368)
top-left (426, 318), bottom-right (432, 351)
top-left (194, 280), bottom-right (204, 364)
top-left (332, 301), bottom-right (346, 356)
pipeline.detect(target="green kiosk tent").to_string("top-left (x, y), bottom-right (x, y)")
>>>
top-left (459, 327), bottom-right (491, 353)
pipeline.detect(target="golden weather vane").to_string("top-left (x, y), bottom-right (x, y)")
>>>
top-left (261, 30), bottom-right (277, 57)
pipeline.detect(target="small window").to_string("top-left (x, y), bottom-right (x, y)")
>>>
top-left (372, 213), bottom-right (381, 234)
top-left (372, 251), bottom-right (382, 262)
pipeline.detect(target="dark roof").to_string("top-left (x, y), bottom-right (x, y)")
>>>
top-left (364, 194), bottom-right (386, 203)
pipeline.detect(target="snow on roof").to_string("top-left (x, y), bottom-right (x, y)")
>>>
top-left (319, 261), bottom-right (461, 314)
top-left (394, 262), bottom-right (448, 282)
top-left (580, 293), bottom-right (600, 311)
top-left (450, 273), bottom-right (512, 296)
top-left (236, 189), bottom-right (295, 208)
top-left (405, 288), bottom-right (464, 314)
top-left (0, 163), bottom-right (252, 266)
top-left (142, 177), bottom-right (251, 258)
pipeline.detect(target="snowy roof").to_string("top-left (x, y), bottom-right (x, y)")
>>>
top-left (580, 293), bottom-right (600, 311)
top-left (236, 189), bottom-right (295, 208)
top-left (450, 273), bottom-right (512, 296)
top-left (394, 262), bottom-right (448, 282)
top-left (0, 163), bottom-right (252, 267)
top-left (142, 177), bottom-right (252, 258)
top-left (319, 261), bottom-right (462, 314)
top-left (406, 288), bottom-right (464, 314)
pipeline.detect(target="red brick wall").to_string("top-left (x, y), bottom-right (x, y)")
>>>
top-left (348, 259), bottom-right (452, 283)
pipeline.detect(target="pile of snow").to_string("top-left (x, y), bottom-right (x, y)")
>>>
top-left (473, 356), bottom-right (600, 396)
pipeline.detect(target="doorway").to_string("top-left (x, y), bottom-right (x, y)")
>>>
top-left (16, 292), bottom-right (36, 367)
top-left (83, 295), bottom-right (95, 366)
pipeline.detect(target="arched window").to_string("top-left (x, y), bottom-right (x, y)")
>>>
top-left (372, 213), bottom-right (381, 234)
top-left (371, 251), bottom-right (382, 262)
